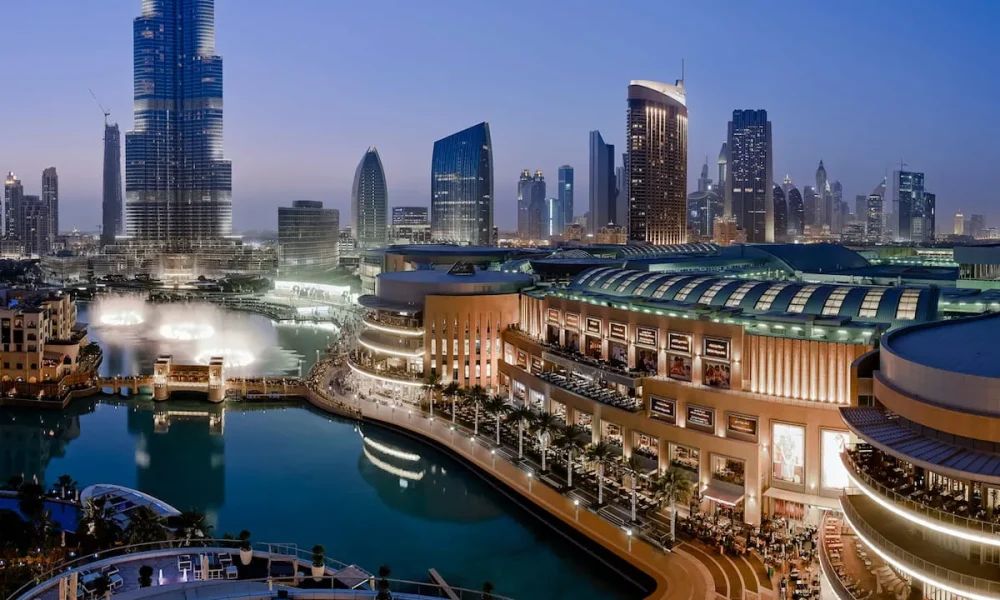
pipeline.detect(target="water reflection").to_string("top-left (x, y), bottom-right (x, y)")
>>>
top-left (0, 408), bottom-right (87, 484)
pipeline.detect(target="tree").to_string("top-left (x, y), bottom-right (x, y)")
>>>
top-left (424, 371), bottom-right (442, 419)
top-left (483, 395), bottom-right (510, 445)
top-left (77, 498), bottom-right (122, 552)
top-left (442, 381), bottom-right (460, 423)
top-left (649, 465), bottom-right (694, 542)
top-left (465, 385), bottom-right (488, 436)
top-left (17, 482), bottom-right (46, 523)
top-left (312, 544), bottom-right (325, 567)
top-left (623, 454), bottom-right (644, 522)
top-left (376, 564), bottom-right (392, 600)
top-left (553, 425), bottom-right (587, 488)
top-left (507, 405), bottom-right (534, 460)
top-left (482, 581), bottom-right (495, 600)
top-left (586, 442), bottom-right (615, 506)
top-left (124, 505), bottom-right (166, 545)
top-left (56, 474), bottom-right (78, 500)
top-left (530, 412), bottom-right (561, 472)
top-left (173, 510), bottom-right (211, 544)
top-left (138, 565), bottom-right (154, 588)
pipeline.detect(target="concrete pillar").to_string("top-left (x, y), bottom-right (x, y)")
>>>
top-left (591, 404), bottom-right (602, 445)
top-left (622, 426), bottom-right (633, 458)
top-left (657, 438), bottom-right (669, 474)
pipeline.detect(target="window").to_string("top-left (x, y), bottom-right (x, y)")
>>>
top-left (787, 285), bottom-right (820, 313)
top-left (859, 288), bottom-right (885, 318)
top-left (822, 288), bottom-right (851, 316)
top-left (754, 283), bottom-right (790, 311)
top-left (725, 282), bottom-right (758, 307)
top-left (615, 272), bottom-right (646, 293)
top-left (698, 281), bottom-right (730, 305)
top-left (600, 270), bottom-right (632, 290)
top-left (635, 274), bottom-right (672, 296)
top-left (673, 277), bottom-right (713, 302)
top-left (895, 289), bottom-right (921, 320)
top-left (577, 267), bottom-right (614, 285)
top-left (651, 276), bottom-right (686, 299)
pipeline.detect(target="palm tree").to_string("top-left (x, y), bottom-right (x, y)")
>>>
top-left (423, 371), bottom-right (442, 419)
top-left (17, 481), bottom-right (46, 523)
top-left (78, 498), bottom-right (122, 552)
top-left (56, 474), bottom-right (78, 500)
top-left (649, 465), bottom-right (694, 542)
top-left (124, 505), bottom-right (166, 545)
top-left (376, 564), bottom-right (392, 600)
top-left (586, 442), bottom-right (615, 506)
top-left (507, 405), bottom-right (534, 460)
top-left (443, 381), bottom-right (460, 423)
top-left (483, 395), bottom-right (510, 445)
top-left (465, 384), bottom-right (487, 436)
top-left (553, 425), bottom-right (587, 488)
top-left (530, 412), bottom-right (561, 472)
top-left (623, 454), bottom-right (644, 522)
top-left (173, 510), bottom-right (211, 544)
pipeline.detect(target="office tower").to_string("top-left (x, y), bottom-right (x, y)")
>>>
top-left (558, 165), bottom-right (573, 228)
top-left (546, 197), bottom-right (563, 237)
top-left (970, 214), bottom-right (986, 239)
top-left (4, 172), bottom-right (23, 238)
top-left (954, 212), bottom-right (965, 236)
top-left (19, 195), bottom-right (50, 256)
top-left (517, 170), bottom-right (546, 240)
top-left (125, 0), bottom-right (232, 245)
top-left (697, 158), bottom-right (712, 193)
top-left (717, 143), bottom-right (728, 198)
top-left (866, 178), bottom-right (886, 243)
top-left (893, 170), bottom-right (924, 242)
top-left (815, 161), bottom-right (828, 227)
top-left (773, 184), bottom-right (787, 242)
top-left (784, 177), bottom-right (804, 238)
top-left (430, 122), bottom-right (493, 246)
top-left (687, 189), bottom-right (722, 239)
top-left (802, 186), bottom-right (816, 229)
top-left (352, 147), bottom-right (388, 249)
top-left (389, 206), bottom-right (430, 244)
top-left (855, 195), bottom-right (867, 222)
top-left (588, 130), bottom-right (616, 234)
top-left (101, 123), bottom-right (124, 247)
top-left (41, 167), bottom-right (58, 241)
top-left (278, 201), bottom-right (340, 272)
top-left (615, 159), bottom-right (629, 230)
top-left (725, 110), bottom-right (773, 242)
top-left (922, 192), bottom-right (936, 241)
top-left (831, 180), bottom-right (843, 233)
top-left (392, 206), bottom-right (428, 226)
top-left (627, 79), bottom-right (688, 244)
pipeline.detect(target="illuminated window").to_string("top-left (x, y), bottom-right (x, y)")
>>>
top-left (577, 267), bottom-right (613, 286)
top-left (858, 288), bottom-right (885, 318)
top-left (651, 276), bottom-right (686, 299)
top-left (787, 285), bottom-right (820, 313)
top-left (699, 281), bottom-right (730, 305)
top-left (754, 283), bottom-right (790, 311)
top-left (821, 287), bottom-right (851, 316)
top-left (725, 282), bottom-right (758, 307)
top-left (600, 270), bottom-right (632, 290)
top-left (673, 277), bottom-right (713, 302)
top-left (615, 272), bottom-right (646, 293)
top-left (895, 289), bottom-right (921, 320)
top-left (635, 274), bottom-right (671, 296)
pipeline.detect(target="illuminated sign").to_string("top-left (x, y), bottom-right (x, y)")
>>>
top-left (726, 413), bottom-right (758, 442)
top-left (636, 326), bottom-right (658, 348)
top-left (650, 396), bottom-right (676, 424)
top-left (686, 404), bottom-right (715, 432)
top-left (585, 317), bottom-right (602, 335)
top-left (609, 322), bottom-right (627, 341)
top-left (703, 337), bottom-right (731, 361)
top-left (565, 312), bottom-right (580, 330)
top-left (547, 308), bottom-right (560, 324)
top-left (668, 332), bottom-right (691, 355)
top-left (530, 356), bottom-right (543, 374)
top-left (516, 349), bottom-right (528, 368)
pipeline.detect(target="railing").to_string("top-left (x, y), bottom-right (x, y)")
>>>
top-left (842, 450), bottom-right (1000, 538)
top-left (536, 371), bottom-right (643, 413)
top-left (347, 357), bottom-right (423, 385)
top-left (818, 518), bottom-right (865, 600)
top-left (11, 539), bottom-right (512, 600)
top-left (841, 496), bottom-right (1000, 596)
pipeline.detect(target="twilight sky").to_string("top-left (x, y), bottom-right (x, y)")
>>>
top-left (1, 0), bottom-right (996, 233)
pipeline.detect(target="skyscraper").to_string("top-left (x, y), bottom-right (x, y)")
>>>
top-left (627, 79), bottom-right (688, 244)
top-left (893, 170), bottom-right (924, 242)
top-left (430, 122), bottom-right (493, 246)
top-left (866, 178), bottom-right (887, 244)
top-left (802, 185), bottom-right (816, 229)
top-left (558, 165), bottom-right (574, 229)
top-left (922, 192), bottom-right (936, 241)
top-left (954, 212), bottom-right (965, 236)
top-left (41, 167), bottom-right (58, 241)
top-left (717, 143), bottom-right (728, 197)
top-left (18, 195), bottom-right (50, 256)
top-left (697, 159), bottom-right (712, 193)
top-left (278, 201), bottom-right (340, 274)
top-left (352, 147), bottom-right (388, 249)
top-left (517, 170), bottom-right (546, 240)
top-left (725, 109), bottom-right (773, 242)
top-left (546, 197), bottom-right (563, 237)
top-left (4, 172), bottom-right (23, 239)
top-left (786, 181), bottom-right (804, 238)
top-left (831, 180), bottom-right (843, 233)
top-left (815, 160), bottom-right (828, 227)
top-left (101, 123), bottom-right (123, 247)
top-left (970, 214), bottom-right (986, 239)
top-left (773, 184), bottom-right (787, 242)
top-left (615, 160), bottom-right (629, 230)
top-left (855, 195), bottom-right (867, 222)
top-left (588, 130), bottom-right (616, 234)
top-left (125, 0), bottom-right (232, 245)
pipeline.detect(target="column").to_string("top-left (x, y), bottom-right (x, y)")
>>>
top-left (591, 404), bottom-right (602, 445)
top-left (622, 426), bottom-right (633, 458)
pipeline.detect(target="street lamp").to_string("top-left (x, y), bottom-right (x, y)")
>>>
top-left (626, 529), bottom-right (633, 552)
top-left (527, 471), bottom-right (534, 493)
top-left (491, 448), bottom-right (496, 469)
top-left (450, 425), bottom-right (455, 442)
top-left (574, 499), bottom-right (580, 521)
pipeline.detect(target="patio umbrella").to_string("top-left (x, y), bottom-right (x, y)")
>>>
top-left (201, 554), bottom-right (210, 580)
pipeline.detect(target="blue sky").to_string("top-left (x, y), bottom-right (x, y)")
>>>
top-left (1, 0), bottom-right (996, 232)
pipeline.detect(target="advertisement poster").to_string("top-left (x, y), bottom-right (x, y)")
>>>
top-left (586, 317), bottom-right (602, 335)
top-left (636, 326), bottom-right (658, 348)
top-left (703, 337), bottom-right (731, 361)
top-left (566, 331), bottom-right (580, 353)
top-left (517, 349), bottom-right (528, 368)
top-left (727, 413), bottom-right (758, 442)
top-left (547, 308), bottom-right (560, 324)
top-left (650, 396), bottom-right (676, 424)
top-left (565, 312), bottom-right (580, 330)
top-left (609, 341), bottom-right (627, 366)
top-left (668, 332), bottom-right (692, 355)
top-left (686, 404), bottom-right (715, 432)
top-left (668, 354), bottom-right (692, 381)
top-left (772, 423), bottom-right (806, 485)
top-left (703, 361), bottom-right (731, 389)
top-left (530, 356), bottom-right (543, 374)
top-left (821, 430), bottom-right (850, 490)
top-left (609, 322), bottom-right (628, 340)
top-left (637, 347), bottom-right (658, 372)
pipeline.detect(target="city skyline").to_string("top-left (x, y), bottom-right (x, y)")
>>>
top-left (1, 1), bottom-right (997, 232)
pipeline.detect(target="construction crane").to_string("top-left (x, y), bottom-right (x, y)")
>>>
top-left (89, 88), bottom-right (110, 124)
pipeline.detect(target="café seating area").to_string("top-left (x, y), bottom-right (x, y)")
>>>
top-left (538, 371), bottom-right (642, 412)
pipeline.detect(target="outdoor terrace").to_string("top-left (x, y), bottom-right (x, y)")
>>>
top-left (537, 371), bottom-right (643, 412)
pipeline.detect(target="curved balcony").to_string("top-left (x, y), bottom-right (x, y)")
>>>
top-left (347, 357), bottom-right (425, 387)
top-left (357, 330), bottom-right (425, 358)
top-left (362, 318), bottom-right (424, 336)
top-left (840, 493), bottom-right (1000, 600)
top-left (842, 449), bottom-right (1000, 547)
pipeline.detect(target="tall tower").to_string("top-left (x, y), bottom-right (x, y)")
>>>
top-left (351, 147), bottom-right (388, 249)
top-left (41, 167), bottom-right (58, 242)
top-left (893, 170), bottom-right (924, 242)
top-left (125, 0), bottom-right (232, 246)
top-left (773, 184), bottom-right (787, 242)
top-left (726, 110), bottom-right (773, 243)
top-left (4, 172), bottom-right (23, 239)
top-left (717, 142), bottom-right (728, 202)
top-left (626, 79), bottom-right (688, 244)
top-left (516, 170), bottom-right (546, 240)
top-left (588, 131), bottom-right (616, 233)
top-left (430, 122), bottom-right (493, 246)
top-left (814, 160), bottom-right (828, 227)
top-left (785, 178), bottom-right (804, 239)
top-left (101, 123), bottom-right (124, 247)
top-left (558, 165), bottom-right (573, 232)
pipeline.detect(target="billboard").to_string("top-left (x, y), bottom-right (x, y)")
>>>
top-left (686, 404), bottom-right (715, 433)
top-left (703, 361), bottom-right (731, 389)
top-left (668, 332), bottom-right (692, 355)
top-left (821, 430), bottom-right (850, 490)
top-left (650, 396), bottom-right (676, 424)
top-left (772, 422), bottom-right (806, 485)
top-left (668, 354), bottom-right (692, 381)
top-left (636, 326), bottom-right (658, 348)
top-left (703, 337), bottom-right (731, 361)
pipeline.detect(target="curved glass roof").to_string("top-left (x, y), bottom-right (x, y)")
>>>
top-left (613, 242), bottom-right (719, 257)
top-left (567, 267), bottom-right (937, 323)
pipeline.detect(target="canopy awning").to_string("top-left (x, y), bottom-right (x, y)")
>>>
top-left (702, 482), bottom-right (744, 506)
top-left (763, 486), bottom-right (842, 511)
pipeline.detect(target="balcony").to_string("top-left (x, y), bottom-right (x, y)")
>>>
top-left (357, 330), bottom-right (424, 358)
top-left (840, 493), bottom-right (1000, 600)
top-left (347, 357), bottom-right (424, 387)
top-left (843, 447), bottom-right (1000, 546)
top-left (536, 371), bottom-right (642, 413)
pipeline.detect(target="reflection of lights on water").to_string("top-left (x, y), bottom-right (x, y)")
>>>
top-left (362, 446), bottom-right (424, 481)
top-left (159, 323), bottom-right (215, 341)
top-left (194, 349), bottom-right (256, 368)
top-left (100, 311), bottom-right (145, 327)
top-left (361, 434), bottom-right (421, 462)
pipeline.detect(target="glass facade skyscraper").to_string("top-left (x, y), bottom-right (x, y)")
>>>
top-left (558, 165), bottom-right (573, 232)
top-left (101, 123), bottom-right (123, 247)
top-left (125, 0), bottom-right (232, 246)
top-left (278, 201), bottom-right (340, 274)
top-left (352, 147), bottom-right (388, 249)
top-left (430, 122), bottom-right (493, 246)
top-left (588, 131), bottom-right (615, 234)
top-left (726, 109), bottom-right (773, 243)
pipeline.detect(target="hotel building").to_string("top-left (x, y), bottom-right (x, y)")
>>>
top-left (0, 290), bottom-right (88, 385)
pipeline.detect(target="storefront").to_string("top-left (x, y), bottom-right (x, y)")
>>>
top-left (669, 442), bottom-right (700, 483)
top-left (602, 421), bottom-right (623, 449)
